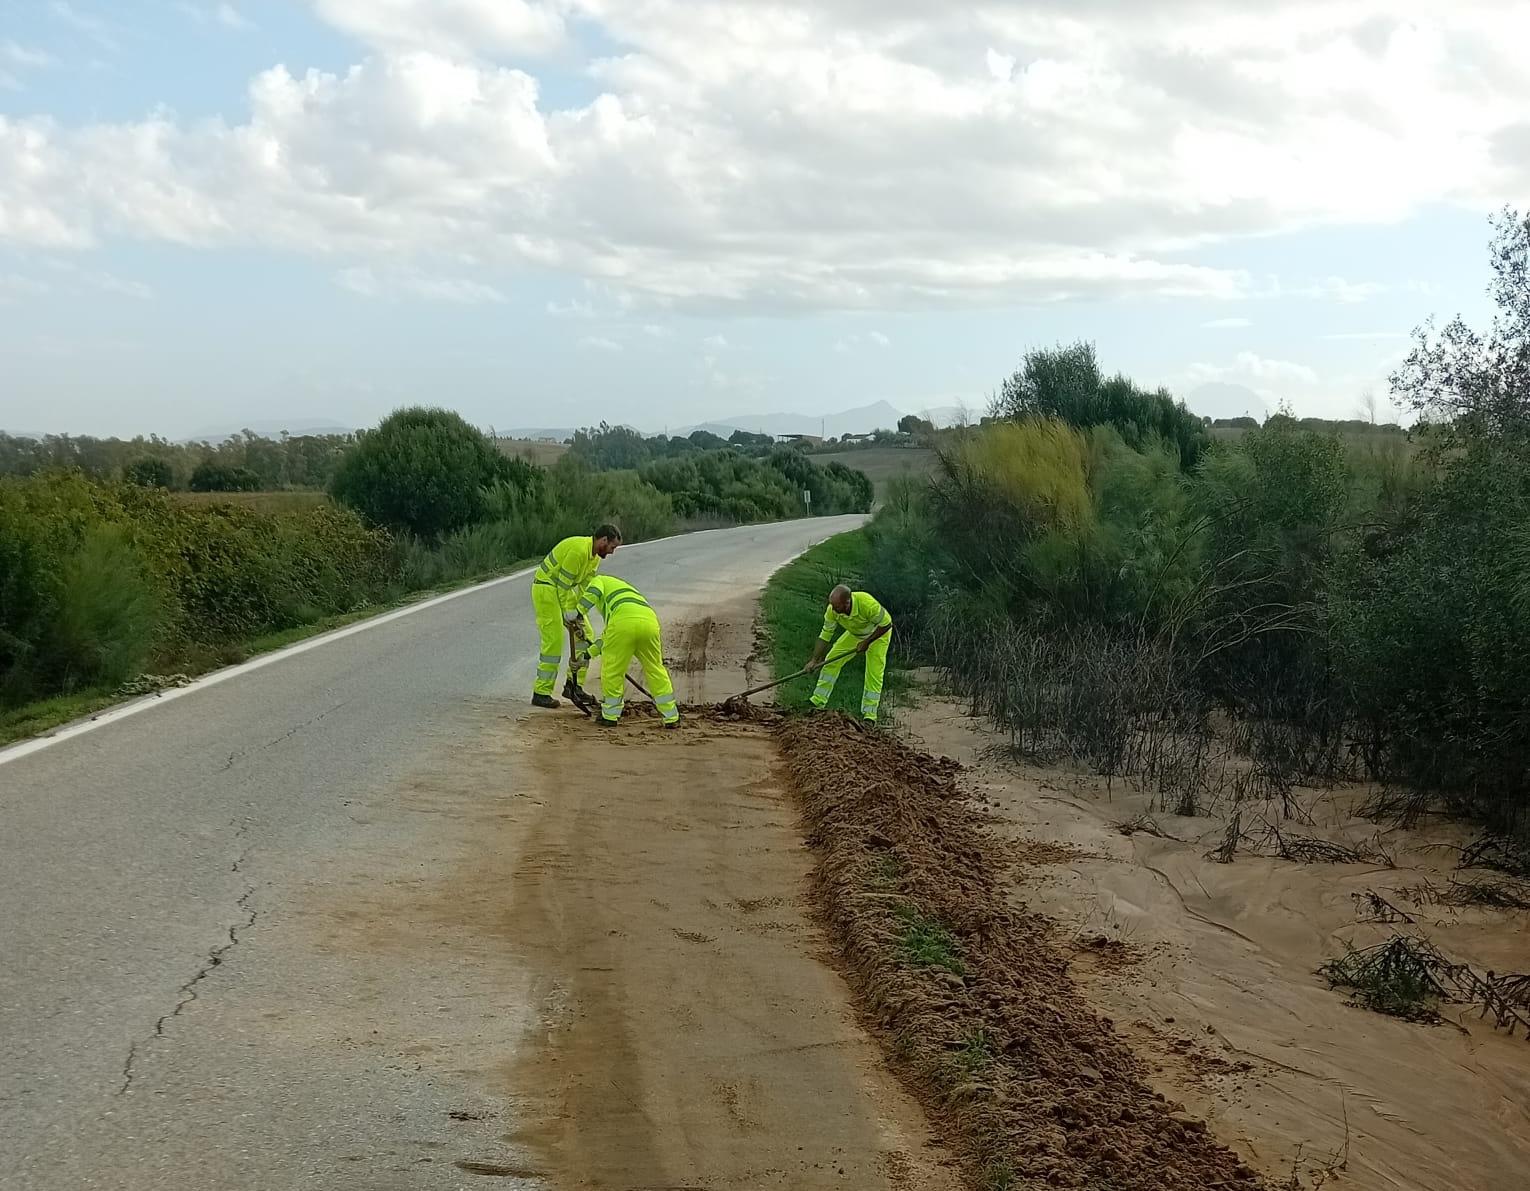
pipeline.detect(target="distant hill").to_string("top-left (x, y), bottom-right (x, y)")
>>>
top-left (185, 418), bottom-right (355, 442)
top-left (675, 400), bottom-right (907, 440)
top-left (1185, 383), bottom-right (1269, 422)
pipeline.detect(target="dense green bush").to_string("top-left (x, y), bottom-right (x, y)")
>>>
top-left (0, 472), bottom-right (395, 705)
top-left (765, 449), bottom-right (874, 514)
top-left (641, 450), bottom-right (799, 521)
top-left (124, 457), bottom-right (174, 489)
top-left (330, 407), bottom-right (538, 538)
top-left (864, 475), bottom-right (941, 630)
top-left (48, 526), bottom-right (161, 691)
top-left (189, 461), bottom-right (262, 492)
top-left (567, 422), bottom-right (653, 470)
top-left (995, 341), bottom-right (1209, 469)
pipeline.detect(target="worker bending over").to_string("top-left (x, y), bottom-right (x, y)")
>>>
top-left (804, 584), bottom-right (893, 723)
top-left (531, 525), bottom-right (621, 709)
top-left (574, 575), bottom-right (680, 728)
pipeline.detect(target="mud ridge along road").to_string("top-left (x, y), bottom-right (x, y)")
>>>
top-left (1, 516), bottom-right (956, 1190)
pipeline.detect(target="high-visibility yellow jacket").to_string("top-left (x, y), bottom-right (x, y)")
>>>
top-left (534, 535), bottom-right (602, 614)
top-left (820, 591), bottom-right (892, 643)
top-left (577, 575), bottom-right (655, 659)
top-left (579, 575), bottom-right (654, 624)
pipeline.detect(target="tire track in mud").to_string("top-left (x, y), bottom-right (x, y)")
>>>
top-left (773, 712), bottom-right (1267, 1190)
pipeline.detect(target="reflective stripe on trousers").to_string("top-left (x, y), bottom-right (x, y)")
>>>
top-left (808, 626), bottom-right (891, 721)
top-left (597, 607), bottom-right (679, 724)
top-left (531, 581), bottom-right (589, 696)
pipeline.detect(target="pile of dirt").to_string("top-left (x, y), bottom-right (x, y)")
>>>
top-left (775, 712), bottom-right (1265, 1190)
top-left (609, 697), bottom-right (782, 725)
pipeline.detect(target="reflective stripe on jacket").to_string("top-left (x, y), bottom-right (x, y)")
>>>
top-left (533, 536), bottom-right (601, 613)
top-left (579, 574), bottom-right (653, 623)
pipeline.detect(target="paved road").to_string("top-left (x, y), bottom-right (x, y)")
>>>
top-left (0, 517), bottom-right (862, 1190)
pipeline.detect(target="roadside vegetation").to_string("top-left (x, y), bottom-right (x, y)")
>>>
top-left (0, 410), bottom-right (871, 738)
top-left (855, 208), bottom-right (1530, 854)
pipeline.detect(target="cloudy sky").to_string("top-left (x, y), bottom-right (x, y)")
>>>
top-left (2, 0), bottom-right (1526, 437)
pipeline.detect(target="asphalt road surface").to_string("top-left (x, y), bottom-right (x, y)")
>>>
top-left (0, 517), bottom-right (867, 1190)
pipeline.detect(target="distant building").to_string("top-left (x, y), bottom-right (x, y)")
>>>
top-left (838, 432), bottom-right (876, 444)
top-left (775, 433), bottom-right (824, 445)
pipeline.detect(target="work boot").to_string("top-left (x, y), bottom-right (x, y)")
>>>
top-left (595, 716), bottom-right (618, 729)
top-left (663, 721), bottom-right (680, 731)
top-left (531, 694), bottom-right (560, 709)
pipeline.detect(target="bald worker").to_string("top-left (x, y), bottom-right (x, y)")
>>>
top-left (804, 584), bottom-right (893, 723)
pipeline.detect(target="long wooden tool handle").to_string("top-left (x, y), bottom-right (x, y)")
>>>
top-left (728, 668), bottom-right (811, 701)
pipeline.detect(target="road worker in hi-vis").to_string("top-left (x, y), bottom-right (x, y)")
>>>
top-left (804, 584), bottom-right (892, 723)
top-left (530, 525), bottom-right (621, 709)
top-left (573, 575), bottom-right (680, 728)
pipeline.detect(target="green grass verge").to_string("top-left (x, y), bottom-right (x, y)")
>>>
top-left (759, 528), bottom-right (907, 717)
top-left (0, 690), bottom-right (130, 746)
top-left (0, 558), bottom-right (538, 747)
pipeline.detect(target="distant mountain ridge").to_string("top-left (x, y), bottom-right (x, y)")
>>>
top-left (184, 418), bottom-right (356, 442)
top-left (504, 401), bottom-right (916, 442)
top-left (672, 400), bottom-right (908, 439)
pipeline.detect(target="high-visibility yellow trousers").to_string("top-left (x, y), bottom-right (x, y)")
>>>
top-left (532, 581), bottom-right (590, 697)
top-left (809, 629), bottom-right (891, 721)
top-left (598, 608), bottom-right (679, 725)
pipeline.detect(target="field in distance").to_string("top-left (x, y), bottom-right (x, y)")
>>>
top-left (811, 446), bottom-right (935, 501)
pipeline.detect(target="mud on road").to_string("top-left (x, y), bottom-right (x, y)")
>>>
top-left (493, 708), bottom-right (961, 1189)
top-left (309, 605), bottom-right (1262, 1190)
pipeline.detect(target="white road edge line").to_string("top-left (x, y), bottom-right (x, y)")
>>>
top-left (0, 524), bottom-right (768, 768)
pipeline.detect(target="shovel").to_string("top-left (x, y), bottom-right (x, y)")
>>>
top-left (721, 668), bottom-right (812, 711)
top-left (563, 625), bottom-right (596, 717)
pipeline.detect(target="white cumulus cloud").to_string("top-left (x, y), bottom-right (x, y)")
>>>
top-left (0, 1), bottom-right (1525, 315)
top-left (1188, 352), bottom-right (1320, 388)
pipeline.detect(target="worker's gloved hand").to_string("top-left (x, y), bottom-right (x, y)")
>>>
top-left (562, 610), bottom-right (580, 625)
top-left (804, 659), bottom-right (823, 672)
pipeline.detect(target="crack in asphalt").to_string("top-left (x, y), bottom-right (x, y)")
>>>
top-left (118, 824), bottom-right (259, 1095)
top-left (218, 699), bottom-right (351, 773)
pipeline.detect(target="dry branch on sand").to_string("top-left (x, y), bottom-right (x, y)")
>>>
top-left (1403, 875), bottom-right (1530, 911)
top-left (1351, 890), bottom-right (1414, 924)
top-left (1247, 816), bottom-right (1394, 866)
top-left (1458, 834), bottom-right (1530, 880)
top-left (1319, 934), bottom-right (1530, 1039)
